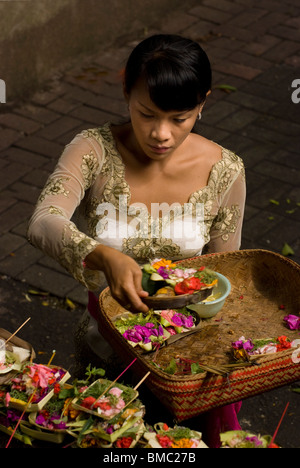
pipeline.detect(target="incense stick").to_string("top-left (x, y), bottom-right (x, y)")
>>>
top-left (268, 401), bottom-right (289, 447)
top-left (5, 350), bottom-right (56, 448)
top-left (5, 317), bottom-right (31, 345)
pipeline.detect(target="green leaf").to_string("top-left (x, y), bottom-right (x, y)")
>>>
top-left (282, 242), bottom-right (294, 256)
top-left (269, 199), bottom-right (280, 205)
top-left (164, 358), bottom-right (177, 374)
top-left (213, 84), bottom-right (237, 93)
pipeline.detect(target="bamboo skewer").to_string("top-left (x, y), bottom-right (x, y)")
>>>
top-left (134, 371), bottom-right (150, 390)
top-left (4, 317), bottom-right (31, 345)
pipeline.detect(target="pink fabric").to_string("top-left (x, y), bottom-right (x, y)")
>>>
top-left (201, 401), bottom-right (242, 448)
top-left (88, 291), bottom-right (242, 448)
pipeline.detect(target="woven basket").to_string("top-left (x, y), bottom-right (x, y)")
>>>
top-left (97, 249), bottom-right (300, 421)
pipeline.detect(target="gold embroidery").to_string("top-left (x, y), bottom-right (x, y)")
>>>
top-left (212, 205), bottom-right (241, 242)
top-left (49, 206), bottom-right (64, 216)
top-left (59, 222), bottom-right (100, 289)
top-left (81, 151), bottom-right (100, 189)
top-left (38, 176), bottom-right (70, 203)
top-left (122, 237), bottom-right (181, 262)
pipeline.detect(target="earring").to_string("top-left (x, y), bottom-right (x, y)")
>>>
top-left (197, 112), bottom-right (202, 120)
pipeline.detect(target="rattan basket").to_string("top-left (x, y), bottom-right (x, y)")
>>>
top-left (97, 249), bottom-right (300, 421)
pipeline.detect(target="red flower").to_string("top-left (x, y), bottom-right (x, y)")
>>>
top-left (81, 396), bottom-right (96, 408)
top-left (276, 335), bottom-right (291, 351)
top-left (53, 383), bottom-right (61, 394)
top-left (156, 434), bottom-right (172, 447)
top-left (116, 437), bottom-right (133, 448)
top-left (174, 277), bottom-right (204, 295)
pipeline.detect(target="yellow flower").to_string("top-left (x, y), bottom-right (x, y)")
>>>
top-left (151, 258), bottom-right (177, 270)
top-left (171, 438), bottom-right (193, 448)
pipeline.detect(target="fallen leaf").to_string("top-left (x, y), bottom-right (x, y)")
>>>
top-left (28, 289), bottom-right (49, 296)
top-left (269, 199), bottom-right (280, 205)
top-left (213, 84), bottom-right (237, 93)
top-left (281, 243), bottom-right (294, 256)
top-left (65, 297), bottom-right (76, 310)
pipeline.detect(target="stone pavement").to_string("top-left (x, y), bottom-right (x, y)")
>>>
top-left (1, 0), bottom-right (300, 306)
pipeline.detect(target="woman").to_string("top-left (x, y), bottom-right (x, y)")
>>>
top-left (27, 34), bottom-right (246, 446)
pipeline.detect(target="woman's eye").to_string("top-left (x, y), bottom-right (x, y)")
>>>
top-left (140, 112), bottom-right (153, 119)
top-left (174, 118), bottom-right (186, 123)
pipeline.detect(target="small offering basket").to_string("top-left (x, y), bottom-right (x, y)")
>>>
top-left (71, 378), bottom-right (139, 420)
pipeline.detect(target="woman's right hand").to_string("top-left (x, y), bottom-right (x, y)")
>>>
top-left (84, 245), bottom-right (149, 313)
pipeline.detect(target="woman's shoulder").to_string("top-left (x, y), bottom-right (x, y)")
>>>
top-left (191, 132), bottom-right (244, 173)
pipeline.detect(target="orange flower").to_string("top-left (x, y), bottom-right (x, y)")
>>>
top-left (152, 259), bottom-right (176, 270)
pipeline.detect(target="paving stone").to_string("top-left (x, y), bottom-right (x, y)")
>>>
top-left (213, 60), bottom-right (262, 80)
top-left (0, 128), bottom-right (22, 151)
top-left (2, 147), bottom-right (49, 168)
top-left (0, 232), bottom-right (27, 260)
top-left (1, 200), bottom-right (34, 233)
top-left (69, 105), bottom-right (115, 125)
top-left (0, 113), bottom-right (42, 134)
top-left (0, 161), bottom-right (32, 191)
top-left (8, 181), bottom-right (41, 204)
top-left (15, 135), bottom-right (64, 158)
top-left (35, 115), bottom-right (83, 141)
top-left (16, 263), bottom-right (79, 297)
top-left (243, 35), bottom-right (282, 56)
top-left (217, 108), bottom-right (259, 132)
top-left (189, 5), bottom-right (233, 23)
top-left (262, 40), bottom-right (300, 62)
top-left (15, 104), bottom-right (60, 125)
top-left (0, 243), bottom-right (44, 277)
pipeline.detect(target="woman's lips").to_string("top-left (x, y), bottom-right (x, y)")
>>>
top-left (148, 145), bottom-right (170, 154)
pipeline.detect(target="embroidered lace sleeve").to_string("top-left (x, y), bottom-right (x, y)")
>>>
top-left (27, 132), bottom-right (104, 290)
top-left (205, 156), bottom-right (246, 253)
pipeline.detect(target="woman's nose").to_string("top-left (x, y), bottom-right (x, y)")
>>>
top-left (151, 121), bottom-right (171, 142)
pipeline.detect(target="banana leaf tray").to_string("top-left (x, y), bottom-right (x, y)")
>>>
top-left (97, 249), bottom-right (300, 421)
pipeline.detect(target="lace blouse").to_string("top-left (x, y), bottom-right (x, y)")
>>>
top-left (27, 123), bottom-right (246, 293)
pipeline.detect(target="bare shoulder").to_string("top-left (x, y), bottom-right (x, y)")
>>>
top-left (189, 132), bottom-right (222, 164)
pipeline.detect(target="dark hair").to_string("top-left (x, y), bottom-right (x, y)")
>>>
top-left (124, 34), bottom-right (212, 112)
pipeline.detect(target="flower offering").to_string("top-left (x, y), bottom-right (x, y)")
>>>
top-left (114, 307), bottom-right (197, 352)
top-left (143, 422), bottom-right (207, 448)
top-left (142, 258), bottom-right (218, 297)
top-left (72, 379), bottom-right (138, 420)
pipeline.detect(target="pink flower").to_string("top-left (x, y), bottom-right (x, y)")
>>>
top-left (109, 387), bottom-right (123, 397)
top-left (5, 392), bottom-right (10, 407)
top-left (284, 314), bottom-right (300, 330)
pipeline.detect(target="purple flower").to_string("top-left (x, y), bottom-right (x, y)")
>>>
top-left (284, 314), bottom-right (300, 330)
top-left (171, 313), bottom-right (194, 328)
top-left (232, 337), bottom-right (254, 352)
top-left (245, 436), bottom-right (263, 446)
top-left (157, 267), bottom-right (171, 278)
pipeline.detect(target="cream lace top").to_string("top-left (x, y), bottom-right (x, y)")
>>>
top-left (27, 123), bottom-right (246, 292)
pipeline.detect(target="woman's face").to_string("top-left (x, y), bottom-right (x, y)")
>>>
top-left (126, 79), bottom-right (200, 161)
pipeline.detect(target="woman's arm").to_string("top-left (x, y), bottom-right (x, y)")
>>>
top-left (205, 164), bottom-right (246, 253)
top-left (85, 245), bottom-right (149, 312)
top-left (27, 131), bottom-right (149, 311)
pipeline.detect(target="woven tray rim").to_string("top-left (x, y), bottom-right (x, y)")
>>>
top-left (98, 249), bottom-right (300, 384)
